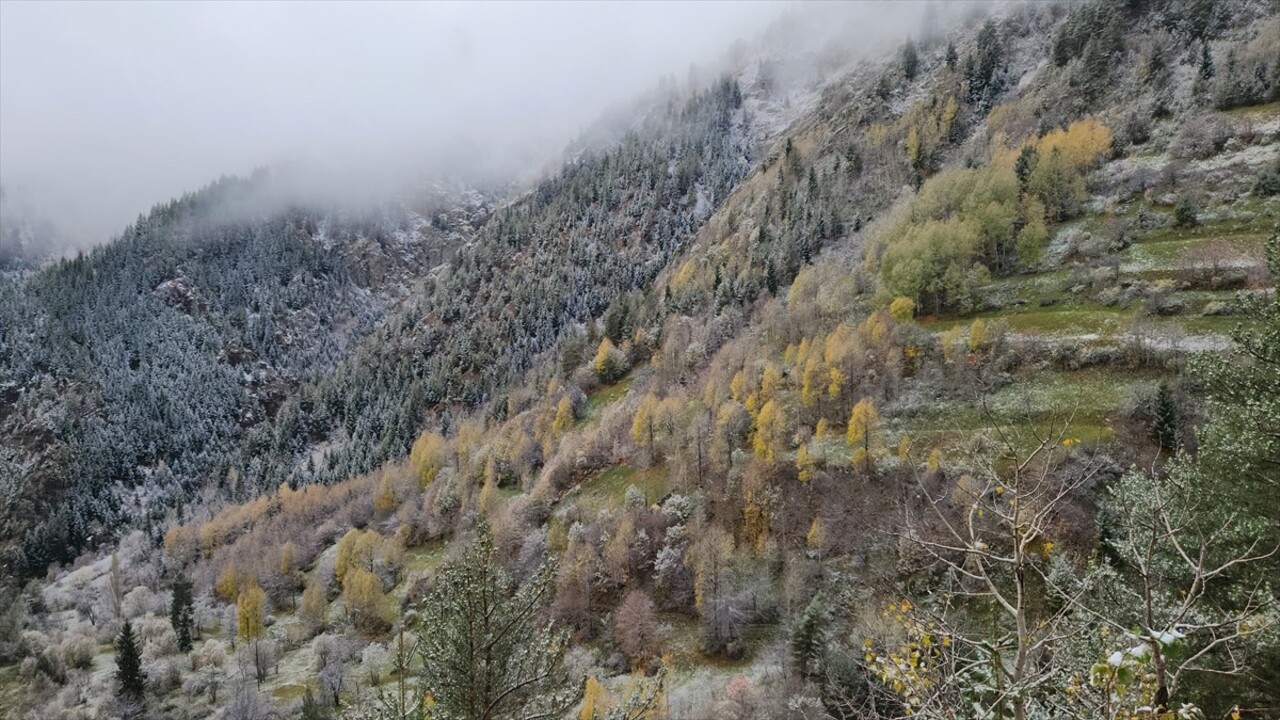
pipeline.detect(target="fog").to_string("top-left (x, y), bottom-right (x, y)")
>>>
top-left (1, 1), bottom-right (980, 251)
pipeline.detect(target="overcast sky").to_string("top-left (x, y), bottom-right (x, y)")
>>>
top-left (1, 0), bottom-right (789, 246)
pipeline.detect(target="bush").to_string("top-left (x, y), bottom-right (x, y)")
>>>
top-left (1253, 163), bottom-right (1280, 198)
top-left (1118, 112), bottom-right (1151, 147)
top-left (1171, 114), bottom-right (1232, 159)
top-left (144, 657), bottom-right (183, 695)
top-left (61, 635), bottom-right (96, 670)
top-left (1174, 199), bottom-right (1199, 228)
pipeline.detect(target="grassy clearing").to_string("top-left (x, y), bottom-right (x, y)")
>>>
top-left (982, 270), bottom-right (1073, 301)
top-left (894, 367), bottom-right (1160, 455)
top-left (401, 541), bottom-right (448, 576)
top-left (903, 423), bottom-right (1116, 459)
top-left (572, 465), bottom-right (669, 514)
top-left (659, 614), bottom-right (777, 673)
top-left (1123, 232), bottom-right (1267, 272)
top-left (583, 376), bottom-right (634, 422)
top-left (271, 683), bottom-right (310, 701)
top-left (923, 304), bottom-right (1133, 336)
top-left (1151, 314), bottom-right (1253, 336)
top-left (1223, 100), bottom-right (1280, 119)
top-left (985, 367), bottom-right (1154, 420)
top-left (1132, 220), bottom-right (1271, 247)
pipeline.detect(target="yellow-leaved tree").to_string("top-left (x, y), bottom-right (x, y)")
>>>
top-left (760, 363), bottom-right (783, 402)
top-left (279, 541), bottom-right (296, 576)
top-left (796, 443), bottom-right (817, 484)
top-left (594, 338), bottom-right (626, 383)
top-left (807, 517), bottom-right (825, 551)
top-left (343, 566), bottom-right (387, 633)
top-left (215, 563), bottom-right (241, 603)
top-left (580, 676), bottom-right (606, 720)
top-left (552, 396), bottom-right (575, 438)
top-left (631, 392), bottom-right (659, 459)
top-left (237, 581), bottom-right (271, 684)
top-left (752, 399), bottom-right (786, 464)
top-left (373, 470), bottom-right (397, 516)
top-left (335, 528), bottom-right (382, 588)
top-left (1034, 116), bottom-right (1113, 170)
top-left (800, 356), bottom-right (822, 408)
top-left (300, 575), bottom-right (327, 634)
top-left (410, 431), bottom-right (447, 487)
top-left (237, 583), bottom-right (266, 641)
top-left (827, 367), bottom-right (847, 402)
top-left (815, 418), bottom-right (831, 438)
top-left (847, 397), bottom-right (880, 473)
top-left (968, 318), bottom-right (987, 353)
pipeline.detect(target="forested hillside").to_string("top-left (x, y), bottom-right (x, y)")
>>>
top-left (0, 173), bottom-right (495, 575)
top-left (1, 26), bottom-right (842, 581)
top-left (2, 1), bottom-right (1279, 719)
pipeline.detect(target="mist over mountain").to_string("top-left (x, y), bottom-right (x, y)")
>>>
top-left (0, 1), bottom-right (973, 255)
top-left (1, 1), bottom-right (796, 250)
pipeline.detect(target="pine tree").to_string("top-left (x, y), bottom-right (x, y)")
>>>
top-left (170, 572), bottom-right (195, 653)
top-left (1015, 145), bottom-right (1039, 196)
top-left (414, 525), bottom-right (576, 720)
top-left (1198, 42), bottom-right (1215, 81)
top-left (1174, 198), bottom-right (1198, 228)
top-left (902, 38), bottom-right (920, 80)
top-left (114, 619), bottom-right (146, 701)
top-left (789, 597), bottom-right (828, 681)
top-left (1151, 382), bottom-right (1180, 452)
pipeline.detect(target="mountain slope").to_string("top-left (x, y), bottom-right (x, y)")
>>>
top-left (0, 173), bottom-right (494, 575)
top-left (3, 1), bottom-right (1279, 719)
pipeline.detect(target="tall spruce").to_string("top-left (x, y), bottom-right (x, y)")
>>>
top-left (901, 38), bottom-right (920, 80)
top-left (789, 596), bottom-right (829, 681)
top-left (170, 572), bottom-right (195, 652)
top-left (114, 619), bottom-right (146, 701)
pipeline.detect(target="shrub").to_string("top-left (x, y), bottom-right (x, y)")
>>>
top-left (1171, 114), bottom-right (1232, 159)
top-left (61, 634), bottom-right (96, 671)
top-left (1174, 199), bottom-right (1199, 228)
top-left (1253, 162), bottom-right (1280, 197)
top-left (1118, 112), bottom-right (1151, 147)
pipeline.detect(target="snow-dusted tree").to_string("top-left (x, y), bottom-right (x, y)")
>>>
top-left (225, 681), bottom-right (272, 720)
top-left (1076, 468), bottom-right (1278, 717)
top-left (170, 571), bottom-right (195, 652)
top-left (412, 525), bottom-right (576, 720)
top-left (114, 619), bottom-right (146, 705)
top-left (614, 589), bottom-right (659, 667)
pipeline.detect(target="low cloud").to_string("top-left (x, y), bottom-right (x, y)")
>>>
top-left (0, 1), bottom-right (988, 251)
